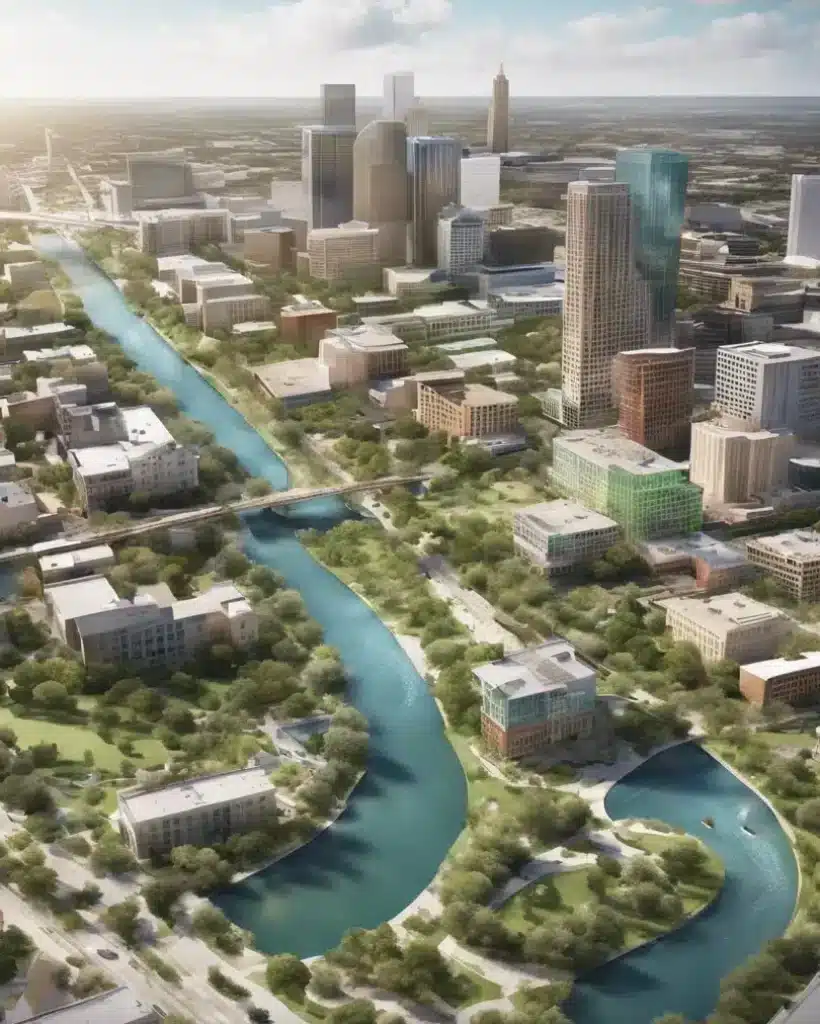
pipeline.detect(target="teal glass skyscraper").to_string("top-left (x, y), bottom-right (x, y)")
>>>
top-left (615, 148), bottom-right (689, 343)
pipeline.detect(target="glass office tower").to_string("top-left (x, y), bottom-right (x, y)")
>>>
top-left (615, 148), bottom-right (689, 344)
top-left (406, 136), bottom-right (461, 266)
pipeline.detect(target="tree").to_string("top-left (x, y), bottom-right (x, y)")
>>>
top-left (90, 836), bottom-right (137, 876)
top-left (664, 642), bottom-right (707, 690)
top-left (266, 953), bottom-right (310, 998)
top-left (326, 1001), bottom-right (378, 1024)
top-left (142, 874), bottom-right (187, 920)
top-left (797, 798), bottom-right (820, 834)
top-left (324, 726), bottom-right (368, 768)
top-left (16, 864), bottom-right (58, 903)
top-left (309, 962), bottom-right (342, 998)
top-left (103, 898), bottom-right (142, 947)
top-left (659, 840), bottom-right (708, 883)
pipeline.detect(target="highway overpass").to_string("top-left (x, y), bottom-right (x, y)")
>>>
top-left (0, 209), bottom-right (137, 229)
top-left (0, 474), bottom-right (426, 566)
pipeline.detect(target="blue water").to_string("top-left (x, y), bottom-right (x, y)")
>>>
top-left (36, 235), bottom-right (467, 957)
top-left (568, 742), bottom-right (798, 1024)
top-left (38, 236), bottom-right (799, 1022)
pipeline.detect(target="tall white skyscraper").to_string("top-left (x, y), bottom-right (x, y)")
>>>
top-left (487, 65), bottom-right (510, 154)
top-left (437, 206), bottom-right (486, 274)
top-left (460, 155), bottom-right (501, 208)
top-left (786, 174), bottom-right (820, 266)
top-left (384, 72), bottom-right (415, 122)
top-left (558, 182), bottom-right (649, 428)
top-left (302, 126), bottom-right (356, 230)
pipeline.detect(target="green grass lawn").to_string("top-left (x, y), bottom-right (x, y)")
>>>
top-left (0, 707), bottom-right (167, 772)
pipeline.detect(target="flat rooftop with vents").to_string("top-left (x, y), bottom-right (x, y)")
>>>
top-left (555, 428), bottom-right (686, 476)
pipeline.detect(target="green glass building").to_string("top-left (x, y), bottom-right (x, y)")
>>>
top-left (615, 148), bottom-right (689, 343)
top-left (551, 428), bottom-right (703, 541)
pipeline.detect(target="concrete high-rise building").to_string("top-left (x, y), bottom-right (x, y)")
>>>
top-left (689, 419), bottom-right (794, 508)
top-left (407, 136), bottom-right (461, 266)
top-left (714, 342), bottom-right (820, 439)
top-left (353, 120), bottom-right (409, 267)
top-left (613, 347), bottom-right (695, 453)
top-left (437, 206), bottom-right (485, 274)
top-left (126, 149), bottom-right (196, 210)
top-left (405, 103), bottom-right (430, 137)
top-left (301, 126), bottom-right (356, 230)
top-left (786, 174), bottom-right (820, 265)
top-left (615, 148), bottom-right (689, 344)
top-left (383, 71), bottom-right (415, 122)
top-left (460, 155), bottom-right (501, 209)
top-left (307, 221), bottom-right (380, 283)
top-left (487, 64), bottom-right (510, 154)
top-left (99, 179), bottom-right (134, 220)
top-left (321, 84), bottom-right (356, 128)
top-left (558, 182), bottom-right (649, 428)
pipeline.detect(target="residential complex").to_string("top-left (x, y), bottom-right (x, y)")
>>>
top-left (551, 428), bottom-right (702, 540)
top-left (352, 120), bottom-right (409, 267)
top-left (46, 576), bottom-right (257, 667)
top-left (613, 347), bottom-right (695, 452)
top-left (302, 126), bottom-right (356, 230)
top-left (615, 148), bottom-right (689, 344)
top-left (785, 174), bottom-right (820, 266)
top-left (513, 500), bottom-right (619, 575)
top-left (714, 342), bottom-right (820, 439)
top-left (689, 420), bottom-right (794, 508)
top-left (555, 182), bottom-right (649, 428)
top-left (279, 296), bottom-right (338, 352)
top-left (740, 653), bottom-right (820, 708)
top-left (321, 83), bottom-right (356, 128)
top-left (68, 406), bottom-right (198, 511)
top-left (415, 380), bottom-right (518, 439)
top-left (486, 65), bottom-right (510, 154)
top-left (118, 766), bottom-right (278, 859)
top-left (460, 155), bottom-right (501, 209)
top-left (746, 530), bottom-right (820, 602)
top-left (307, 221), bottom-right (380, 283)
top-left (475, 639), bottom-right (597, 758)
top-left (662, 592), bottom-right (790, 664)
top-left (437, 206), bottom-right (486, 274)
top-left (407, 136), bottom-right (462, 266)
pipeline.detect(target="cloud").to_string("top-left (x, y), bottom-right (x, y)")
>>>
top-left (693, 0), bottom-right (740, 6)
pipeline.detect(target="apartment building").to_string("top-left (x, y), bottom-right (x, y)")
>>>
top-left (662, 592), bottom-right (790, 664)
top-left (740, 652), bottom-right (820, 707)
top-left (138, 209), bottom-right (231, 256)
top-left (0, 481), bottom-right (39, 538)
top-left (746, 530), bottom-right (820, 602)
top-left (46, 575), bottom-right (257, 667)
top-left (714, 342), bottom-right (820, 439)
top-left (415, 380), bottom-right (518, 439)
top-left (58, 401), bottom-right (127, 450)
top-left (551, 428), bottom-right (703, 540)
top-left (118, 766), bottom-right (278, 859)
top-left (319, 325), bottom-right (408, 385)
top-left (613, 347), bottom-right (695, 452)
top-left (475, 639), bottom-right (597, 759)
top-left (364, 300), bottom-right (512, 343)
top-left (513, 500), bottom-right (619, 575)
top-left (689, 419), bottom-right (794, 508)
top-left (307, 221), bottom-right (380, 283)
top-left (279, 296), bottom-right (338, 353)
top-left (68, 406), bottom-right (198, 511)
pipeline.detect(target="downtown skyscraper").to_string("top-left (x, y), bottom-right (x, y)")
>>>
top-left (406, 136), bottom-right (461, 266)
top-left (320, 84), bottom-right (356, 128)
top-left (383, 71), bottom-right (415, 122)
top-left (353, 120), bottom-right (409, 266)
top-left (615, 148), bottom-right (689, 344)
top-left (302, 126), bottom-right (356, 230)
top-left (486, 65), bottom-right (510, 154)
top-left (558, 181), bottom-right (649, 429)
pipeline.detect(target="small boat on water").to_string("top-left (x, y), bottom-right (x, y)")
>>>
top-left (702, 817), bottom-right (715, 829)
top-left (742, 825), bottom-right (756, 836)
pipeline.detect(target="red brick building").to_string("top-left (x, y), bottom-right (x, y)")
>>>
top-left (613, 347), bottom-right (695, 452)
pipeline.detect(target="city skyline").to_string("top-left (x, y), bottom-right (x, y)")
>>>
top-left (1, 1), bottom-right (819, 98)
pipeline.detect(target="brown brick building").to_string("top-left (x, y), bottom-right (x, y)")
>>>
top-left (739, 653), bottom-right (820, 707)
top-left (415, 381), bottom-right (518, 440)
top-left (613, 347), bottom-right (695, 452)
top-left (278, 297), bottom-right (339, 354)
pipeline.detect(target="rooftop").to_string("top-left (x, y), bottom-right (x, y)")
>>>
top-left (555, 428), bottom-right (686, 476)
top-left (449, 349), bottom-right (516, 371)
top-left (640, 532), bottom-right (749, 570)
top-left (231, 321), bottom-right (277, 335)
top-left (13, 985), bottom-right (157, 1024)
top-left (492, 284), bottom-right (565, 302)
top-left (747, 529), bottom-right (820, 562)
top-left (45, 575), bottom-right (121, 625)
top-left (473, 638), bottom-right (595, 699)
top-left (38, 544), bottom-right (115, 576)
top-left (254, 358), bottom-right (331, 400)
top-left (742, 652), bottom-right (820, 681)
top-left (119, 766), bottom-right (275, 824)
top-left (3, 323), bottom-right (74, 342)
top-left (413, 300), bottom-right (495, 321)
top-left (436, 337), bottom-right (498, 354)
top-left (325, 325), bottom-right (408, 353)
top-left (281, 296), bottom-right (334, 315)
top-left (719, 341), bottom-right (820, 364)
top-left (515, 500), bottom-right (618, 536)
top-left (23, 345), bottom-right (96, 364)
top-left (0, 481), bottom-right (36, 508)
top-left (385, 267), bottom-right (438, 283)
top-left (663, 592), bottom-right (786, 634)
top-left (421, 381), bottom-right (517, 407)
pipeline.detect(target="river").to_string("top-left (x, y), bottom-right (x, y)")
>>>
top-left (37, 236), bottom-right (799, 1023)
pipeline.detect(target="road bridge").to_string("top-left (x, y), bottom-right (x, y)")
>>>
top-left (0, 209), bottom-right (138, 229)
top-left (0, 474), bottom-right (425, 566)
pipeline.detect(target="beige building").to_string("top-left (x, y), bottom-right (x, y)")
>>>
top-left (487, 64), bottom-right (510, 153)
top-left (118, 766), bottom-right (278, 859)
top-left (689, 419), bottom-right (794, 508)
top-left (199, 293), bottom-right (272, 333)
top-left (558, 182), bottom-right (649, 428)
top-left (243, 226), bottom-right (295, 271)
top-left (662, 592), bottom-right (790, 664)
top-left (138, 209), bottom-right (231, 256)
top-left (46, 576), bottom-right (257, 668)
top-left (319, 325), bottom-right (408, 386)
top-left (746, 530), bottom-right (820, 602)
top-left (353, 120), bottom-right (409, 266)
top-left (307, 221), bottom-right (380, 283)
top-left (727, 276), bottom-right (805, 322)
top-left (513, 500), bottom-right (619, 575)
top-left (383, 267), bottom-right (442, 298)
top-left (415, 380), bottom-right (518, 439)
top-left (254, 358), bottom-right (332, 410)
top-left (365, 300), bottom-right (512, 343)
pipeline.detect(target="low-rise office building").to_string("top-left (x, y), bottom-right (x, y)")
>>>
top-left (307, 221), bottom-right (380, 284)
top-left (279, 296), bottom-right (338, 353)
top-left (486, 284), bottom-right (564, 320)
top-left (365, 300), bottom-right (513, 343)
top-left (38, 543), bottom-right (116, 583)
top-left (746, 529), bottom-right (820, 602)
top-left (662, 592), bottom-right (790, 664)
top-left (475, 639), bottom-right (597, 759)
top-left (254, 358), bottom-right (332, 409)
top-left (319, 325), bottom-right (408, 386)
top-left (639, 533), bottom-right (752, 592)
top-left (46, 576), bottom-right (257, 667)
top-left (728, 276), bottom-right (805, 325)
top-left (415, 380), bottom-right (518, 439)
top-left (740, 652), bottom-right (820, 707)
top-left (118, 766), bottom-right (278, 859)
top-left (513, 500), bottom-right (619, 575)
top-left (0, 322), bottom-right (77, 359)
top-left (382, 267), bottom-right (444, 298)
top-left (198, 293), bottom-right (272, 334)
top-left (689, 419), bottom-right (794, 509)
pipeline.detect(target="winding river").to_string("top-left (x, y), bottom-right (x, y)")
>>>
top-left (37, 236), bottom-right (799, 1023)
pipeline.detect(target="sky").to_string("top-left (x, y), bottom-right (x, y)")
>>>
top-left (0, 0), bottom-right (818, 98)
